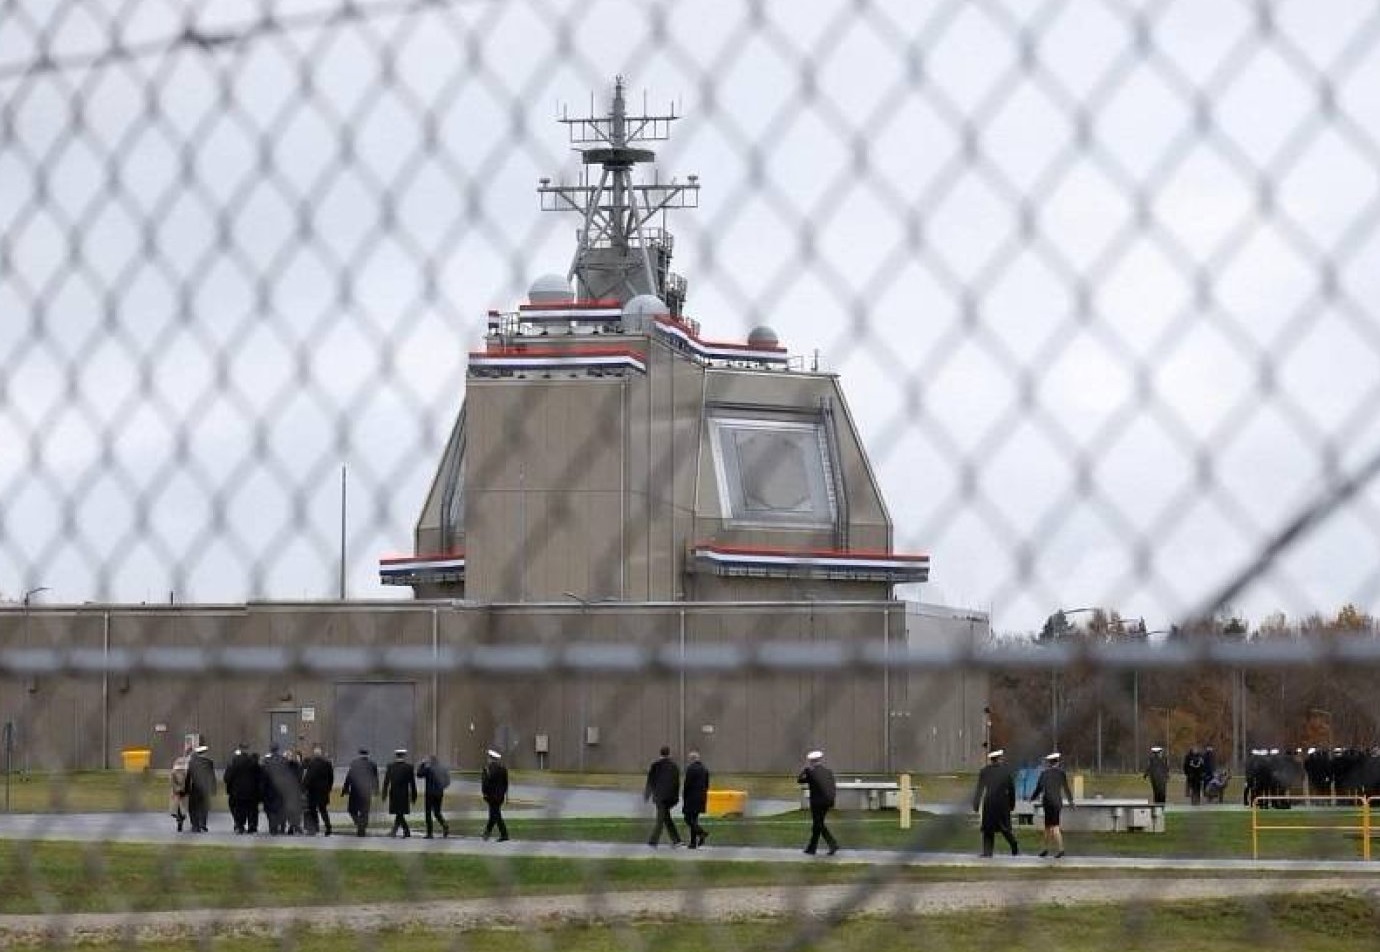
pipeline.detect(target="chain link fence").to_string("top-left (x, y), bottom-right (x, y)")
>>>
top-left (5, 0), bottom-right (1380, 948)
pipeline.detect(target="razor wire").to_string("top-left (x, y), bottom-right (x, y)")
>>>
top-left (6, 0), bottom-right (1380, 949)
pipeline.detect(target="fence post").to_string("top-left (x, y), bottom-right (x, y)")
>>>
top-left (1250, 796), bottom-right (1258, 860)
top-left (2, 721), bottom-right (12, 813)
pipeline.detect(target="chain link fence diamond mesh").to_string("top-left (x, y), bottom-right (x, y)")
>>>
top-left (4, 0), bottom-right (1380, 949)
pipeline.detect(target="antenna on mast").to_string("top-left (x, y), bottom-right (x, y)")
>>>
top-left (537, 78), bottom-right (700, 317)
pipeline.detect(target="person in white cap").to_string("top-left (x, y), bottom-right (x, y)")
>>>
top-left (1032, 752), bottom-right (1074, 858)
top-left (797, 750), bottom-right (838, 856)
top-left (971, 749), bottom-right (1018, 857)
top-left (382, 748), bottom-right (417, 837)
top-left (186, 743), bottom-right (217, 833)
top-left (481, 748), bottom-right (510, 841)
top-left (1143, 746), bottom-right (1169, 805)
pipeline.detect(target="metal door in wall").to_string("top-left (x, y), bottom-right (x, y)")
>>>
top-left (334, 682), bottom-right (415, 759)
top-left (268, 710), bottom-right (298, 751)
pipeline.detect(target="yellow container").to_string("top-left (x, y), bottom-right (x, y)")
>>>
top-left (121, 747), bottom-right (152, 772)
top-left (706, 789), bottom-right (747, 817)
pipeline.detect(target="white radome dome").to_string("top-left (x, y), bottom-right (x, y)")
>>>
top-left (622, 294), bottom-right (670, 318)
top-left (529, 273), bottom-right (574, 304)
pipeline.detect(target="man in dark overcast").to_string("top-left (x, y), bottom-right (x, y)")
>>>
top-left (643, 745), bottom-right (682, 847)
top-left (341, 748), bottom-right (378, 837)
top-left (382, 748), bottom-right (417, 838)
top-left (797, 749), bottom-right (838, 856)
top-left (972, 748), bottom-right (1018, 857)
top-left (682, 749), bottom-right (710, 848)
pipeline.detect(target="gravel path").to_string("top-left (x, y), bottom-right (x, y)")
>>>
top-left (2, 878), bottom-right (1375, 945)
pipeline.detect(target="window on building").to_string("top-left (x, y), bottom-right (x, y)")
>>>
top-left (709, 417), bottom-right (836, 527)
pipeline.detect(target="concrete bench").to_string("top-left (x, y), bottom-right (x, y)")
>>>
top-left (800, 779), bottom-right (902, 811)
top-left (1027, 798), bottom-right (1166, 833)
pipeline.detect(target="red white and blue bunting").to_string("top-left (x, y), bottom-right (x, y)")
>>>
top-left (652, 318), bottom-right (788, 367)
top-left (379, 552), bottom-right (465, 586)
top-left (468, 346), bottom-right (647, 376)
top-left (691, 543), bottom-right (929, 583)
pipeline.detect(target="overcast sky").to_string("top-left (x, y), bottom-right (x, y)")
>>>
top-left (3, 0), bottom-right (1380, 633)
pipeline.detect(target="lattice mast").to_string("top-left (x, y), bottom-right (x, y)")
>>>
top-left (538, 76), bottom-right (699, 314)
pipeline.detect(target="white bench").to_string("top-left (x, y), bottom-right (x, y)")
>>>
top-left (1028, 797), bottom-right (1166, 833)
top-left (801, 779), bottom-right (902, 811)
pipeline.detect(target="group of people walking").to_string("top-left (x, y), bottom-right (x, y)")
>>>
top-left (643, 747), bottom-right (711, 848)
top-left (643, 746), bottom-right (841, 856)
top-left (971, 749), bottom-right (1075, 858)
top-left (169, 743), bottom-right (510, 840)
top-left (169, 743), bottom-right (216, 833)
top-left (1249, 745), bottom-right (1380, 806)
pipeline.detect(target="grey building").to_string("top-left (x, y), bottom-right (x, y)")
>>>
top-left (0, 79), bottom-right (987, 776)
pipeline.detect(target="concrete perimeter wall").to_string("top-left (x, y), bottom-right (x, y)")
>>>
top-left (0, 599), bottom-right (987, 776)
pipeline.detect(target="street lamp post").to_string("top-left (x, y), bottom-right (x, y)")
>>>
top-left (1045, 607), bottom-right (1095, 755)
top-left (1148, 705), bottom-right (1172, 753)
top-left (14, 587), bottom-right (50, 786)
top-left (1128, 625), bottom-right (1167, 770)
top-left (22, 587), bottom-right (50, 693)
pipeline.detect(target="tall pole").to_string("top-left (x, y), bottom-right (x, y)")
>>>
top-left (338, 465), bottom-right (347, 601)
top-left (1051, 672), bottom-right (1059, 753)
top-left (679, 608), bottom-right (687, 759)
top-left (1132, 670), bottom-right (1139, 772)
top-left (1045, 607), bottom-right (1094, 756)
top-left (563, 593), bottom-right (589, 771)
top-left (3, 721), bottom-right (12, 812)
top-left (1095, 677), bottom-right (1103, 773)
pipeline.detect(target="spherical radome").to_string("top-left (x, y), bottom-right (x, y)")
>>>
top-left (529, 273), bottom-right (574, 304)
top-left (747, 325), bottom-right (779, 348)
top-left (622, 294), bottom-right (670, 318)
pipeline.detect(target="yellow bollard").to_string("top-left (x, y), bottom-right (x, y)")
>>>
top-left (1251, 796), bottom-right (1259, 860)
top-left (898, 773), bottom-right (912, 829)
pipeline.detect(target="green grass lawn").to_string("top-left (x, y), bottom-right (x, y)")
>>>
top-left (2, 810), bottom-right (1375, 918)
top-left (4, 892), bottom-right (1377, 952)
top-left (0, 841), bottom-right (869, 915)
top-left (506, 810), bottom-right (1373, 862)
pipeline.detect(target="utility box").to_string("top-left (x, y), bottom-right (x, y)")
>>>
top-left (121, 747), bottom-right (151, 772)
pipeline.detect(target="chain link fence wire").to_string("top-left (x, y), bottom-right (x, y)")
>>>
top-left (5, 0), bottom-right (1380, 948)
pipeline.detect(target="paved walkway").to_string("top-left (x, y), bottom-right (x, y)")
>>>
top-left (0, 809), bottom-right (1375, 875)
